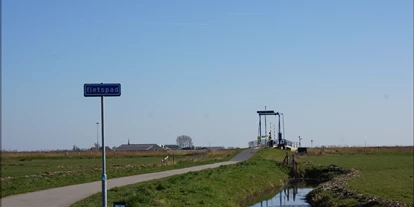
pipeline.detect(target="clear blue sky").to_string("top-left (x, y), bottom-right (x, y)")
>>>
top-left (2, 0), bottom-right (413, 151)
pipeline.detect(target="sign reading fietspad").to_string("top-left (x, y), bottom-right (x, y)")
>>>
top-left (84, 83), bottom-right (121, 97)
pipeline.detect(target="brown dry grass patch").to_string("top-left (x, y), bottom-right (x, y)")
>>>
top-left (307, 146), bottom-right (413, 155)
top-left (0, 149), bottom-right (234, 158)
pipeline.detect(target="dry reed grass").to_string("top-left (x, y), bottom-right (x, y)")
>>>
top-left (1, 149), bottom-right (237, 158)
top-left (307, 146), bottom-right (413, 155)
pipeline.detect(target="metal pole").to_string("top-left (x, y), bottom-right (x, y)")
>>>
top-left (101, 96), bottom-right (107, 207)
top-left (278, 114), bottom-right (281, 145)
top-left (365, 136), bottom-right (367, 147)
top-left (96, 122), bottom-right (99, 146)
top-left (282, 113), bottom-right (285, 140)
top-left (259, 116), bottom-right (262, 138)
top-left (278, 115), bottom-right (281, 137)
top-left (265, 106), bottom-right (267, 140)
top-left (257, 116), bottom-right (260, 146)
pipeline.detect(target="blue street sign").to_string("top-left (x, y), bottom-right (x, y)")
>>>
top-left (84, 83), bottom-right (121, 97)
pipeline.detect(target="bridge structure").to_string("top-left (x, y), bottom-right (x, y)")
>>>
top-left (257, 108), bottom-right (285, 148)
top-left (248, 138), bottom-right (299, 152)
top-left (251, 108), bottom-right (299, 151)
top-left (283, 139), bottom-right (299, 152)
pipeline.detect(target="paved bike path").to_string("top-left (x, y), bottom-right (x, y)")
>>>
top-left (1, 147), bottom-right (260, 207)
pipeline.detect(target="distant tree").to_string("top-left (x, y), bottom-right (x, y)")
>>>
top-left (72, 145), bottom-right (81, 151)
top-left (176, 135), bottom-right (193, 148)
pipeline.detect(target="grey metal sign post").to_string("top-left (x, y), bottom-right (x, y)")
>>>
top-left (84, 83), bottom-right (121, 207)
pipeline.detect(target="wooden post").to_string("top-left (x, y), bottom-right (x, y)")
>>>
top-left (283, 152), bottom-right (289, 165)
top-left (292, 154), bottom-right (297, 177)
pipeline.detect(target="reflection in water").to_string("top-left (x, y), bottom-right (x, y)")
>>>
top-left (249, 186), bottom-right (313, 207)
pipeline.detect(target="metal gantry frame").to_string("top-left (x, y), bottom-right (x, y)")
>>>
top-left (257, 108), bottom-right (284, 147)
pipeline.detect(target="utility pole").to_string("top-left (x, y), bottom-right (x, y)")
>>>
top-left (365, 136), bottom-right (367, 147)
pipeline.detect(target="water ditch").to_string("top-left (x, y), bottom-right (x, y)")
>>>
top-left (248, 180), bottom-right (318, 207)
top-left (245, 163), bottom-right (350, 207)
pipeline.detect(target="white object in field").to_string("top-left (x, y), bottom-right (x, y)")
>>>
top-left (162, 156), bottom-right (169, 163)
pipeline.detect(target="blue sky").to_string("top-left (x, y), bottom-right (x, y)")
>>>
top-left (2, 0), bottom-right (413, 151)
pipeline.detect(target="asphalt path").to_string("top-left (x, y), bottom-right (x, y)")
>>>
top-left (1, 147), bottom-right (260, 207)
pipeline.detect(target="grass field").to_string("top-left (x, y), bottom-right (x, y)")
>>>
top-left (71, 148), bottom-right (291, 207)
top-left (0, 149), bottom-right (241, 198)
top-left (297, 147), bottom-right (414, 206)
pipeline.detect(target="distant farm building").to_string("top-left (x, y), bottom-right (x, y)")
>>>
top-left (163, 144), bottom-right (180, 150)
top-left (116, 144), bottom-right (165, 151)
top-left (180, 146), bottom-right (196, 150)
top-left (99, 146), bottom-right (112, 152)
top-left (90, 146), bottom-right (99, 151)
top-left (205, 146), bottom-right (226, 150)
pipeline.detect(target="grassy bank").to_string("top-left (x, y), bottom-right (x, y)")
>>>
top-left (71, 148), bottom-right (291, 207)
top-left (298, 148), bottom-right (414, 206)
top-left (0, 149), bottom-right (241, 198)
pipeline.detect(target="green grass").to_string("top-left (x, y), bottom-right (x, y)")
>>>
top-left (71, 148), bottom-right (291, 207)
top-left (1, 156), bottom-right (166, 177)
top-left (298, 151), bottom-right (414, 206)
top-left (0, 150), bottom-right (242, 198)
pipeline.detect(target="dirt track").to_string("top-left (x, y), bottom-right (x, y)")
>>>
top-left (0, 147), bottom-right (260, 207)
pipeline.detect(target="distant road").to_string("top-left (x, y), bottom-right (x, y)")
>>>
top-left (1, 147), bottom-right (260, 207)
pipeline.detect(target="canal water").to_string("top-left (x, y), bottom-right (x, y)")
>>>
top-left (248, 181), bottom-right (317, 207)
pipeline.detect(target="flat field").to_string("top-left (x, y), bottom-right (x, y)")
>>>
top-left (298, 146), bottom-right (414, 206)
top-left (0, 149), bottom-right (241, 198)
